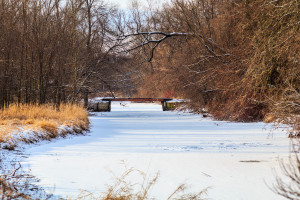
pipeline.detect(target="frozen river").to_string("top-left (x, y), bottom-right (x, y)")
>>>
top-left (23, 102), bottom-right (290, 199)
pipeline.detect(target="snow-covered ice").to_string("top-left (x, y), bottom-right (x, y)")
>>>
top-left (22, 102), bottom-right (291, 199)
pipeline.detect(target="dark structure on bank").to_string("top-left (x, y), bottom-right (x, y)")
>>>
top-left (90, 98), bottom-right (183, 112)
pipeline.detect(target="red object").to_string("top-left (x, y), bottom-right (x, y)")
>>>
top-left (164, 91), bottom-right (175, 99)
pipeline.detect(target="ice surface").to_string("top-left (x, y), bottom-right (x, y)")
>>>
top-left (22, 102), bottom-right (291, 199)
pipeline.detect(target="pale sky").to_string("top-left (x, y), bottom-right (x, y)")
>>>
top-left (108, 0), bottom-right (170, 10)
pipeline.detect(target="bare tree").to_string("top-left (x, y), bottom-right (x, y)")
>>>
top-left (0, 0), bottom-right (135, 107)
top-left (273, 152), bottom-right (300, 200)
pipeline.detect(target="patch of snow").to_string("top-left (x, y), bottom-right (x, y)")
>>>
top-left (22, 102), bottom-right (291, 200)
top-left (89, 97), bottom-right (117, 103)
top-left (1, 124), bottom-right (85, 150)
top-left (166, 99), bottom-right (185, 103)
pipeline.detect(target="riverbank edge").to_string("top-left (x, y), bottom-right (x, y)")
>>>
top-left (0, 123), bottom-right (90, 151)
top-left (0, 121), bottom-right (90, 199)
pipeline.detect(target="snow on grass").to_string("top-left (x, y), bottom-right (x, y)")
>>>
top-left (0, 103), bottom-right (89, 150)
top-left (0, 124), bottom-right (87, 151)
top-left (22, 102), bottom-right (291, 199)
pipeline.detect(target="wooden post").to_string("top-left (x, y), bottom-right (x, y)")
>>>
top-left (93, 103), bottom-right (98, 111)
top-left (108, 101), bottom-right (111, 112)
top-left (83, 88), bottom-right (89, 108)
top-left (161, 101), bottom-right (167, 111)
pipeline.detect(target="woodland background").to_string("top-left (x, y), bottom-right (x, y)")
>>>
top-left (0, 0), bottom-right (299, 133)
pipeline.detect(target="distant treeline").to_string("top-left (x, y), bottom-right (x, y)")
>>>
top-left (0, 0), bottom-right (134, 107)
top-left (0, 0), bottom-right (299, 133)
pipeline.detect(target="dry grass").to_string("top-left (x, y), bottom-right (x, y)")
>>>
top-left (272, 152), bottom-right (300, 200)
top-left (0, 103), bottom-right (89, 149)
top-left (77, 168), bottom-right (208, 200)
top-left (0, 162), bottom-right (208, 200)
top-left (0, 155), bottom-right (53, 199)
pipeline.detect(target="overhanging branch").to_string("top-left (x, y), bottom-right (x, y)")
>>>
top-left (118, 31), bottom-right (229, 64)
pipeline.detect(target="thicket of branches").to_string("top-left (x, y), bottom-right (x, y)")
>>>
top-left (0, 0), bottom-right (136, 108)
top-left (0, 0), bottom-right (298, 132)
top-left (122, 0), bottom-right (299, 131)
top-left (273, 153), bottom-right (300, 200)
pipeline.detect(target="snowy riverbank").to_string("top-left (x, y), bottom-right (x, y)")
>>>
top-left (21, 102), bottom-right (291, 199)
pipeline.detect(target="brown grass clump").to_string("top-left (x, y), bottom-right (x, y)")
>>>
top-left (0, 157), bottom-right (53, 199)
top-left (36, 120), bottom-right (59, 138)
top-left (0, 126), bottom-right (15, 143)
top-left (0, 103), bottom-right (89, 149)
top-left (77, 168), bottom-right (208, 200)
